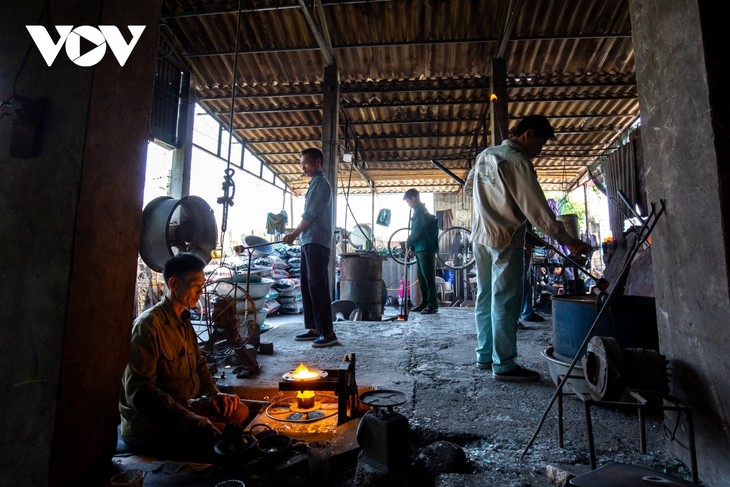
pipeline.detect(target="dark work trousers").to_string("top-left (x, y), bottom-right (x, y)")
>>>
top-left (416, 250), bottom-right (439, 308)
top-left (300, 243), bottom-right (334, 336)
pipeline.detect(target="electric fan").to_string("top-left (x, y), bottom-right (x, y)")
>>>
top-left (139, 195), bottom-right (218, 272)
top-left (349, 224), bottom-right (373, 250)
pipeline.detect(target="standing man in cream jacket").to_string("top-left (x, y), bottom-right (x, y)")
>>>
top-left (465, 115), bottom-right (590, 382)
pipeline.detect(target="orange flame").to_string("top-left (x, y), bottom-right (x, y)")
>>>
top-left (297, 390), bottom-right (315, 399)
top-left (291, 363), bottom-right (319, 380)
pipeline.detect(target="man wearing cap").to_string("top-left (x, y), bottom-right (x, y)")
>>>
top-left (465, 115), bottom-right (591, 382)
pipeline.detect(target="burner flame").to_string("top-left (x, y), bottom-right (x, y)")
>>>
top-left (297, 390), bottom-right (315, 400)
top-left (291, 363), bottom-right (319, 380)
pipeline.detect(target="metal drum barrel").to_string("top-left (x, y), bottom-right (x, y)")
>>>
top-left (339, 253), bottom-right (383, 321)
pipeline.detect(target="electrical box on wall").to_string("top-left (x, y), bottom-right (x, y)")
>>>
top-left (8, 97), bottom-right (45, 158)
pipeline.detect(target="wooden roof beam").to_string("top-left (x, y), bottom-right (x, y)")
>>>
top-left (181, 34), bottom-right (630, 57)
top-left (197, 78), bottom-right (635, 101)
top-left (298, 0), bottom-right (334, 65)
top-left (361, 145), bottom-right (474, 153)
top-left (349, 112), bottom-right (636, 126)
top-left (340, 93), bottom-right (637, 109)
top-left (163, 0), bottom-right (390, 19)
top-left (207, 92), bottom-right (636, 114)
top-left (357, 156), bottom-right (469, 164)
top-left (217, 113), bottom-right (634, 134)
top-left (356, 130), bottom-right (479, 139)
top-left (495, 0), bottom-right (523, 59)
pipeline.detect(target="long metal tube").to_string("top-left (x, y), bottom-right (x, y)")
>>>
top-left (397, 209), bottom-right (412, 320)
top-left (430, 159), bottom-right (466, 186)
top-left (617, 189), bottom-right (646, 225)
top-left (527, 229), bottom-right (594, 278)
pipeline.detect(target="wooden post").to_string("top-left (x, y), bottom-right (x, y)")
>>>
top-left (490, 58), bottom-right (509, 146)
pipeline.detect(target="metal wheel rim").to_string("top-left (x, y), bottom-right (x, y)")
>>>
top-left (387, 227), bottom-right (417, 266)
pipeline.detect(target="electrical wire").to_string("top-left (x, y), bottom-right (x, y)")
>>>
top-left (338, 152), bottom-right (378, 251)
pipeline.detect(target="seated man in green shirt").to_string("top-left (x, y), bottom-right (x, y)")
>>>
top-left (404, 188), bottom-right (440, 314)
top-left (119, 253), bottom-right (248, 457)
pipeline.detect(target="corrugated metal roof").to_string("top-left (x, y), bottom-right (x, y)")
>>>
top-left (161, 0), bottom-right (638, 195)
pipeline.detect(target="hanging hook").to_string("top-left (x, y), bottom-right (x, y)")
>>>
top-left (216, 0), bottom-right (243, 248)
top-left (217, 168), bottom-right (236, 233)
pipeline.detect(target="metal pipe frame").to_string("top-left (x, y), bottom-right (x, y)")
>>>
top-left (556, 387), bottom-right (700, 484)
top-left (277, 353), bottom-right (358, 425)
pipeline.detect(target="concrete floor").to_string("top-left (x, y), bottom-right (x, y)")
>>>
top-left (112, 305), bottom-right (696, 486)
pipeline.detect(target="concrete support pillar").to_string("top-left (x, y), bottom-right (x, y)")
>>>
top-left (322, 63), bottom-right (339, 298)
top-left (0, 1), bottom-right (161, 485)
top-left (489, 58), bottom-right (509, 146)
top-left (630, 1), bottom-right (730, 484)
top-left (170, 74), bottom-right (196, 198)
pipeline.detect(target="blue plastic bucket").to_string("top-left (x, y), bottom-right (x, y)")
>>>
top-left (442, 269), bottom-right (455, 286)
top-left (552, 294), bottom-right (659, 361)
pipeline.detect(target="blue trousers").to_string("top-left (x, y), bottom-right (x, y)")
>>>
top-left (301, 243), bottom-right (334, 336)
top-left (521, 250), bottom-right (538, 319)
top-left (473, 242), bottom-right (524, 373)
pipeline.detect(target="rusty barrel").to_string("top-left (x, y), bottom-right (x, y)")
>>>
top-left (339, 253), bottom-right (383, 321)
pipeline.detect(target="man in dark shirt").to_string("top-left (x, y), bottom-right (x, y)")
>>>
top-left (284, 148), bottom-right (339, 347)
top-left (119, 253), bottom-right (248, 456)
top-left (404, 188), bottom-right (440, 314)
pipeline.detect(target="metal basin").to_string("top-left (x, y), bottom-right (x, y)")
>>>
top-left (541, 346), bottom-right (591, 395)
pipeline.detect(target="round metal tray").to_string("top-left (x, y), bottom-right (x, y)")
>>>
top-left (281, 368), bottom-right (328, 381)
top-left (359, 389), bottom-right (407, 409)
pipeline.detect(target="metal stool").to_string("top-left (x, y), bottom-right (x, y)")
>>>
top-left (556, 383), bottom-right (699, 484)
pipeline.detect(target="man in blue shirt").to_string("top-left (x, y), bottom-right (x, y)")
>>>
top-left (283, 148), bottom-right (339, 347)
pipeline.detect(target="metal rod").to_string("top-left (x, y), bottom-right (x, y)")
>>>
top-left (431, 159), bottom-right (466, 186)
top-left (687, 409), bottom-right (699, 484)
top-left (239, 398), bottom-right (270, 406)
top-left (348, 353), bottom-right (358, 420)
top-left (527, 229), bottom-right (594, 278)
top-left (398, 210), bottom-right (412, 320)
top-left (584, 400), bottom-right (596, 469)
top-left (617, 189), bottom-right (646, 226)
top-left (584, 183), bottom-right (590, 240)
top-left (245, 239), bottom-right (284, 248)
top-left (638, 407), bottom-right (647, 453)
top-left (609, 196), bottom-right (634, 222)
top-left (557, 383), bottom-right (564, 448)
